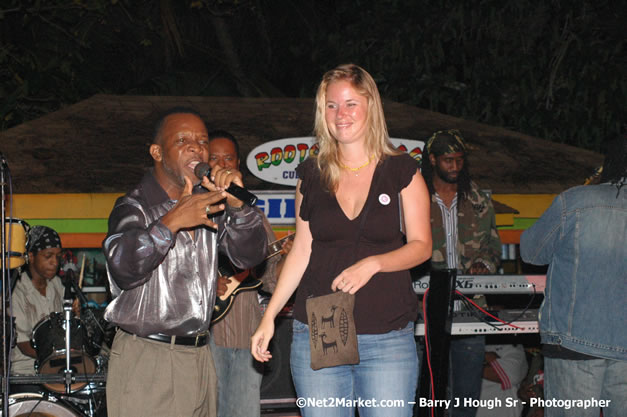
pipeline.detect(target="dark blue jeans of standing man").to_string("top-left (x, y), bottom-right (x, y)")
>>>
top-left (449, 335), bottom-right (485, 417)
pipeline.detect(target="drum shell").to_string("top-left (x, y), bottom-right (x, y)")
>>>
top-left (31, 313), bottom-right (97, 393)
top-left (3, 218), bottom-right (29, 269)
top-left (62, 354), bottom-right (108, 417)
top-left (3, 392), bottom-right (82, 416)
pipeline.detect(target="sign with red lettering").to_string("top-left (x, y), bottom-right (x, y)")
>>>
top-left (246, 137), bottom-right (424, 186)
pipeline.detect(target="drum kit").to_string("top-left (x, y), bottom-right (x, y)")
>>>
top-left (2, 218), bottom-right (112, 417)
top-left (5, 310), bottom-right (110, 417)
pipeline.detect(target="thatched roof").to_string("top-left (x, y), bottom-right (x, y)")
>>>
top-left (0, 94), bottom-right (602, 195)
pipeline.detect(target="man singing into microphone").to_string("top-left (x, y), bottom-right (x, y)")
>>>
top-left (102, 107), bottom-right (267, 417)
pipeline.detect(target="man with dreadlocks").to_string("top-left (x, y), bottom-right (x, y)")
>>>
top-left (520, 136), bottom-right (626, 417)
top-left (421, 129), bottom-right (502, 417)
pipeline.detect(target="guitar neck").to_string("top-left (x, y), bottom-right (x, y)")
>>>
top-left (218, 234), bottom-right (294, 278)
top-left (266, 234), bottom-right (294, 260)
top-left (212, 234), bottom-right (294, 323)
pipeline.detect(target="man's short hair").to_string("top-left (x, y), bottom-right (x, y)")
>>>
top-left (153, 107), bottom-right (204, 145)
top-left (207, 129), bottom-right (240, 160)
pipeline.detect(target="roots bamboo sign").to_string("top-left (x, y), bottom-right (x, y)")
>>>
top-left (246, 137), bottom-right (424, 186)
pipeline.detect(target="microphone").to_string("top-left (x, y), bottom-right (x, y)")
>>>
top-left (63, 270), bottom-right (74, 302)
top-left (66, 269), bottom-right (106, 335)
top-left (194, 162), bottom-right (258, 206)
top-left (66, 269), bottom-right (90, 307)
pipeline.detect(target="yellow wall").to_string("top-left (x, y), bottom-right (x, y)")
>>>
top-left (11, 193), bottom-right (122, 219)
top-left (8, 192), bottom-right (556, 247)
top-left (494, 194), bottom-right (557, 218)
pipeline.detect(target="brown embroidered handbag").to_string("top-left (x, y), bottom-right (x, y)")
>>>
top-left (305, 290), bottom-right (359, 370)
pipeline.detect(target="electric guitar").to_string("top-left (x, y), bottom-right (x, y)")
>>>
top-left (211, 234), bottom-right (295, 323)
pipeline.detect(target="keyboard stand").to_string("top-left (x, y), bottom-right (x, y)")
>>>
top-left (416, 269), bottom-right (456, 417)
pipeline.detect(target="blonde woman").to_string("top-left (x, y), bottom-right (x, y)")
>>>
top-left (251, 64), bottom-right (432, 417)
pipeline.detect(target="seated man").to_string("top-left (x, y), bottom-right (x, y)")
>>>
top-left (11, 225), bottom-right (65, 377)
top-left (477, 344), bottom-right (528, 417)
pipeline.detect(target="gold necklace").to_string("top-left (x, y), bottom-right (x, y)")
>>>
top-left (340, 157), bottom-right (372, 176)
top-left (340, 158), bottom-right (371, 171)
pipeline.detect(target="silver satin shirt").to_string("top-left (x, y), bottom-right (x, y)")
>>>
top-left (103, 171), bottom-right (267, 337)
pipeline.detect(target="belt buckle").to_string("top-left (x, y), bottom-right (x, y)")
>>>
top-left (195, 331), bottom-right (207, 347)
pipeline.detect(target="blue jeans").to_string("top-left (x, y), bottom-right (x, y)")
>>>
top-left (290, 320), bottom-right (418, 417)
top-left (209, 338), bottom-right (264, 417)
top-left (544, 357), bottom-right (627, 417)
top-left (449, 336), bottom-right (485, 417)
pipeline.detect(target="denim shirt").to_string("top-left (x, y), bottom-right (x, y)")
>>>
top-left (520, 182), bottom-right (626, 361)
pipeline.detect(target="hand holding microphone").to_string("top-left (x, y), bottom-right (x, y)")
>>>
top-left (194, 162), bottom-right (258, 207)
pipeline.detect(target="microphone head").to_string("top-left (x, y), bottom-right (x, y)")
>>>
top-left (64, 267), bottom-right (76, 279)
top-left (194, 162), bottom-right (211, 180)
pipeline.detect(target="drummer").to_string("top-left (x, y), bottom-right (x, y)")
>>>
top-left (10, 226), bottom-right (68, 382)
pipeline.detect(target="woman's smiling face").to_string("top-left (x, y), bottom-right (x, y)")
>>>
top-left (324, 80), bottom-right (369, 146)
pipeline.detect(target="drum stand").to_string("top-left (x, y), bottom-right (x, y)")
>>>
top-left (1, 152), bottom-right (11, 416)
top-left (63, 298), bottom-right (75, 395)
top-left (61, 281), bottom-right (101, 417)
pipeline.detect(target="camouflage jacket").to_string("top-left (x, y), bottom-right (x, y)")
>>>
top-left (430, 181), bottom-right (502, 273)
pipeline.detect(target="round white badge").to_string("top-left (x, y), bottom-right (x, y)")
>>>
top-left (378, 193), bottom-right (391, 206)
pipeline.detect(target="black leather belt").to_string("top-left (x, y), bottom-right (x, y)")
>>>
top-left (121, 329), bottom-right (209, 347)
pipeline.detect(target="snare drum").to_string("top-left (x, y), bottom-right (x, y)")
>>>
top-left (31, 313), bottom-right (97, 393)
top-left (3, 218), bottom-right (30, 269)
top-left (3, 392), bottom-right (82, 416)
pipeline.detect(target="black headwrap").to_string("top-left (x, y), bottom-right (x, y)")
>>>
top-left (27, 225), bottom-right (62, 255)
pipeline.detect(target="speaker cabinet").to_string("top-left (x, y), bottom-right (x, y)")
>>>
top-left (260, 316), bottom-right (297, 407)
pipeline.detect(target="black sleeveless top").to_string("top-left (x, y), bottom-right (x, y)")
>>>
top-left (294, 153), bottom-right (419, 334)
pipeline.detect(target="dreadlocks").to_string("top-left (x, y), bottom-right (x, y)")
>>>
top-left (599, 135), bottom-right (626, 195)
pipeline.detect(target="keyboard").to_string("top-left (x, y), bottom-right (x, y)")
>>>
top-left (415, 308), bottom-right (539, 336)
top-left (413, 274), bottom-right (546, 295)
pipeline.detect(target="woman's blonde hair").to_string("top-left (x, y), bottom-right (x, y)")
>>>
top-left (313, 64), bottom-right (399, 192)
